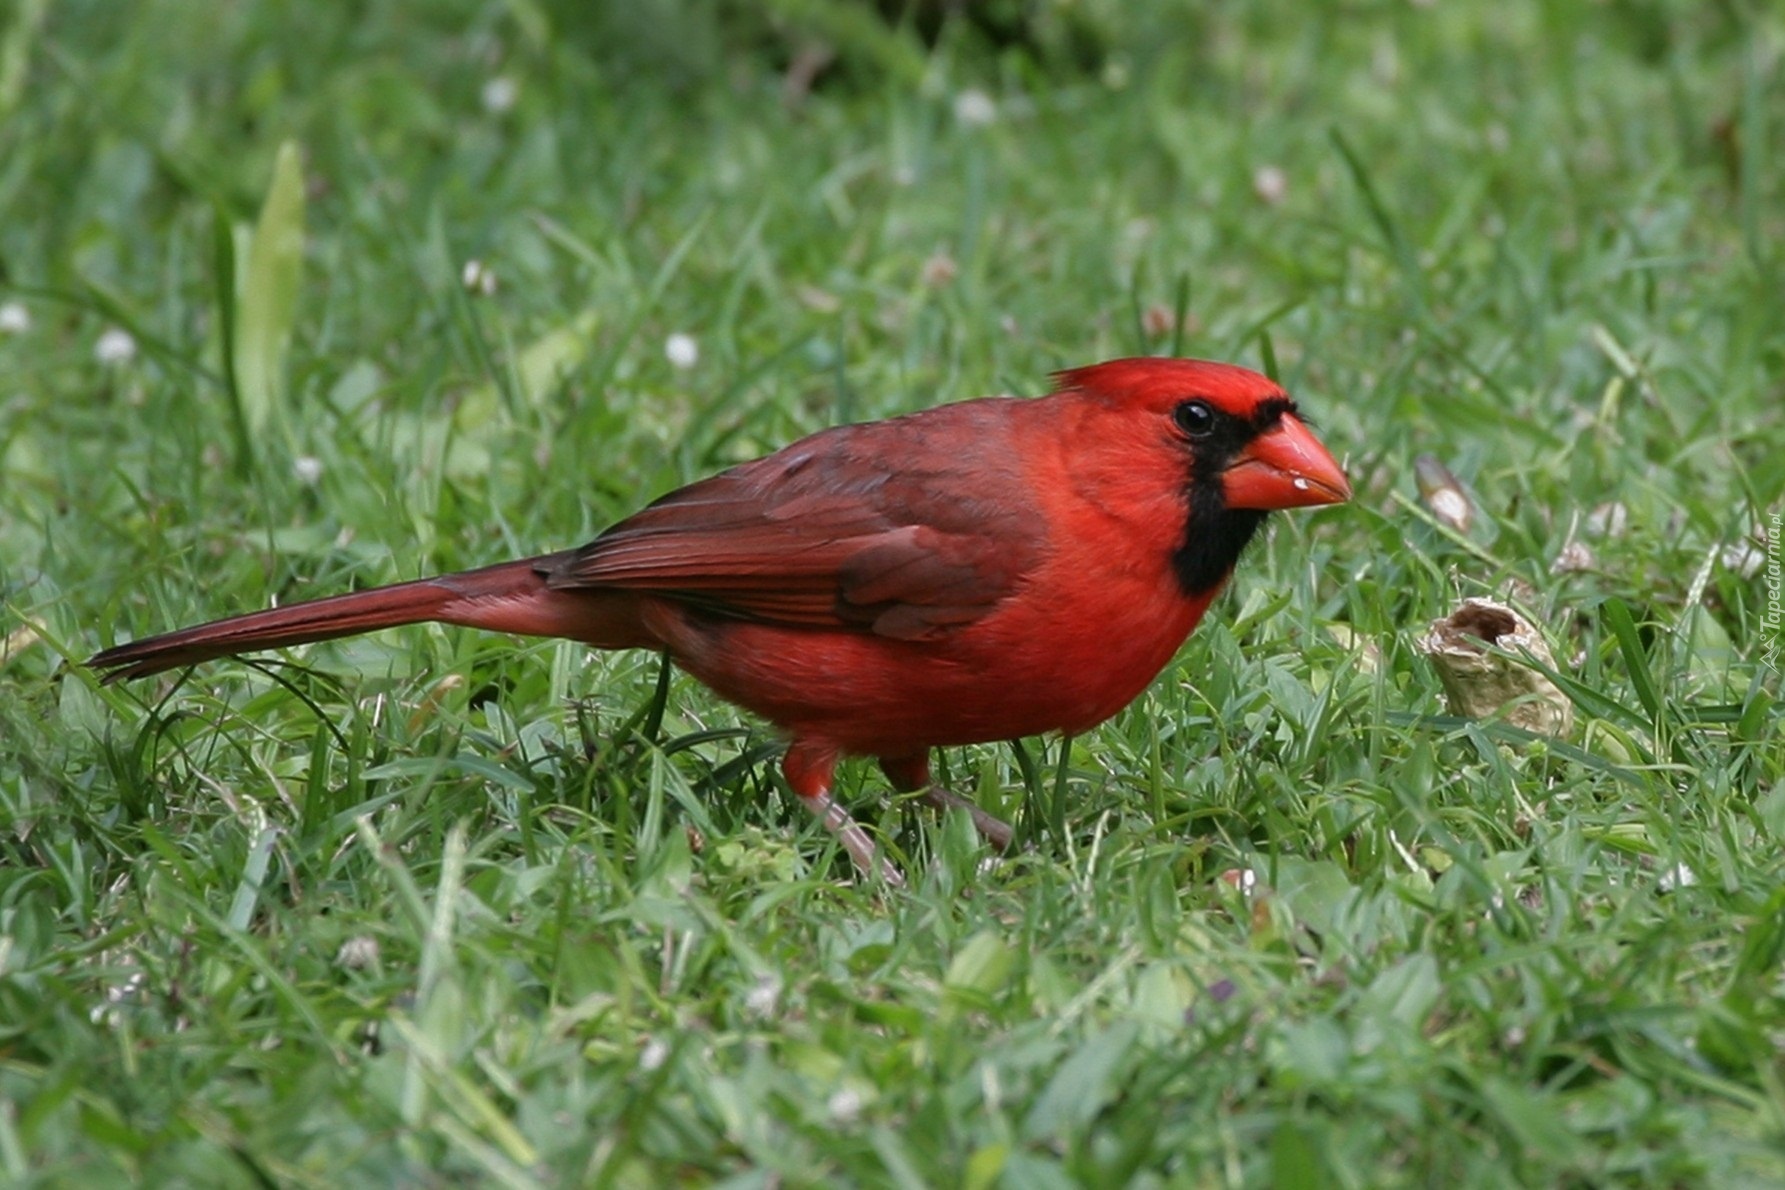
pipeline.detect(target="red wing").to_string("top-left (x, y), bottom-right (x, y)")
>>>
top-left (545, 401), bottom-right (1047, 640)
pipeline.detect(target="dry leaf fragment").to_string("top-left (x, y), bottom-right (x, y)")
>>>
top-left (1414, 454), bottom-right (1473, 532)
top-left (2, 618), bottom-right (44, 667)
top-left (1418, 598), bottom-right (1573, 736)
top-left (1586, 501), bottom-right (1628, 538)
top-left (1551, 540), bottom-right (1595, 575)
top-left (1326, 624), bottom-right (1383, 674)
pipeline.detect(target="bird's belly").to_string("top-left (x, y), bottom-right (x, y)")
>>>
top-left (647, 582), bottom-right (1216, 757)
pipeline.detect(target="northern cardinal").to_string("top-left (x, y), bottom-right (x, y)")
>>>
top-left (91, 357), bottom-right (1349, 883)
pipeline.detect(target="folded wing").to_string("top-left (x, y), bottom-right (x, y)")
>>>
top-left (545, 400), bottom-right (1046, 641)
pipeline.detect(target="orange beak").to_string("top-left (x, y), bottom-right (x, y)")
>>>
top-left (1222, 414), bottom-right (1351, 510)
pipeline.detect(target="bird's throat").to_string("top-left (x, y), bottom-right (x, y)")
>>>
top-left (1170, 485), bottom-right (1267, 597)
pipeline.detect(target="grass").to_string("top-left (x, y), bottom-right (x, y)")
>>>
top-left (2, 0), bottom-right (1783, 1184)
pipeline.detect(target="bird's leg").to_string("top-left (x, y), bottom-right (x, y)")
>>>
top-left (783, 740), bottom-right (905, 887)
top-left (879, 753), bottom-right (1015, 852)
top-left (922, 786), bottom-right (1016, 852)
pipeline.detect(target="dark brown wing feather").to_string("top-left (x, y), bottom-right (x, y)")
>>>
top-left (545, 399), bottom-right (1047, 640)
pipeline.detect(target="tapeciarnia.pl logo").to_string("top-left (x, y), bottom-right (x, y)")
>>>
top-left (1764, 511), bottom-right (1782, 673)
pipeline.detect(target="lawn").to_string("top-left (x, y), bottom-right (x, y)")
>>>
top-left (2, 1), bottom-right (1782, 1185)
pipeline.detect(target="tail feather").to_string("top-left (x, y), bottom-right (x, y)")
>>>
top-left (89, 552), bottom-right (645, 683)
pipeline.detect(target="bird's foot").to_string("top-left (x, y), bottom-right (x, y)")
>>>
top-left (799, 789), bottom-right (907, 888)
top-left (787, 740), bottom-right (905, 887)
top-left (879, 754), bottom-right (1015, 853)
top-left (915, 785), bottom-right (1014, 851)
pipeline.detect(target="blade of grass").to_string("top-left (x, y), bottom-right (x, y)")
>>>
top-left (1331, 126), bottom-right (1429, 318)
top-left (211, 200), bottom-right (255, 478)
top-left (225, 823), bottom-right (280, 932)
top-left (1604, 598), bottom-right (1664, 725)
top-left (1168, 270), bottom-right (1191, 358)
top-left (234, 140), bottom-right (305, 441)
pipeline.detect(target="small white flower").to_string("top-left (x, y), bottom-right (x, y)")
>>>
top-left (90, 969), bottom-right (147, 1025)
top-left (0, 301), bottom-right (29, 334)
top-left (1219, 868), bottom-right (1258, 893)
top-left (460, 259), bottom-right (497, 297)
top-left (827, 1087), bottom-right (864, 1124)
top-left (1252, 165), bottom-right (1288, 206)
top-left (1720, 539), bottom-right (1763, 579)
top-left (664, 332), bottom-right (699, 370)
top-left (481, 76), bottom-right (518, 114)
top-left (334, 935), bottom-right (379, 970)
top-left (1657, 863), bottom-right (1697, 892)
top-left (744, 977), bottom-right (781, 1019)
top-left (920, 252), bottom-right (957, 287)
top-left (1587, 502), bottom-right (1629, 538)
top-left (953, 89), bottom-right (996, 128)
top-left (95, 327), bottom-right (137, 365)
top-left (1551, 540), bottom-right (1595, 575)
top-left (1372, 40), bottom-right (1401, 86)
top-left (796, 285), bottom-right (841, 314)
top-left (293, 455), bottom-right (324, 486)
top-left (639, 1037), bottom-right (670, 1072)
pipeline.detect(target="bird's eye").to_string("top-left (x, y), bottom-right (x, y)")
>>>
top-left (1173, 400), bottom-right (1215, 438)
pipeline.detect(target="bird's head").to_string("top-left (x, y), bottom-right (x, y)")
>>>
top-left (1052, 356), bottom-right (1351, 596)
top-left (1053, 356), bottom-right (1351, 511)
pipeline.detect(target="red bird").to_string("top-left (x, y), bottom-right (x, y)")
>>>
top-left (92, 358), bottom-right (1349, 883)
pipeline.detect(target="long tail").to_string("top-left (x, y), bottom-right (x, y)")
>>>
top-left (90, 551), bottom-right (652, 683)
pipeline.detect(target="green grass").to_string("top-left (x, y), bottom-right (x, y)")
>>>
top-left (3, 0), bottom-right (1783, 1184)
